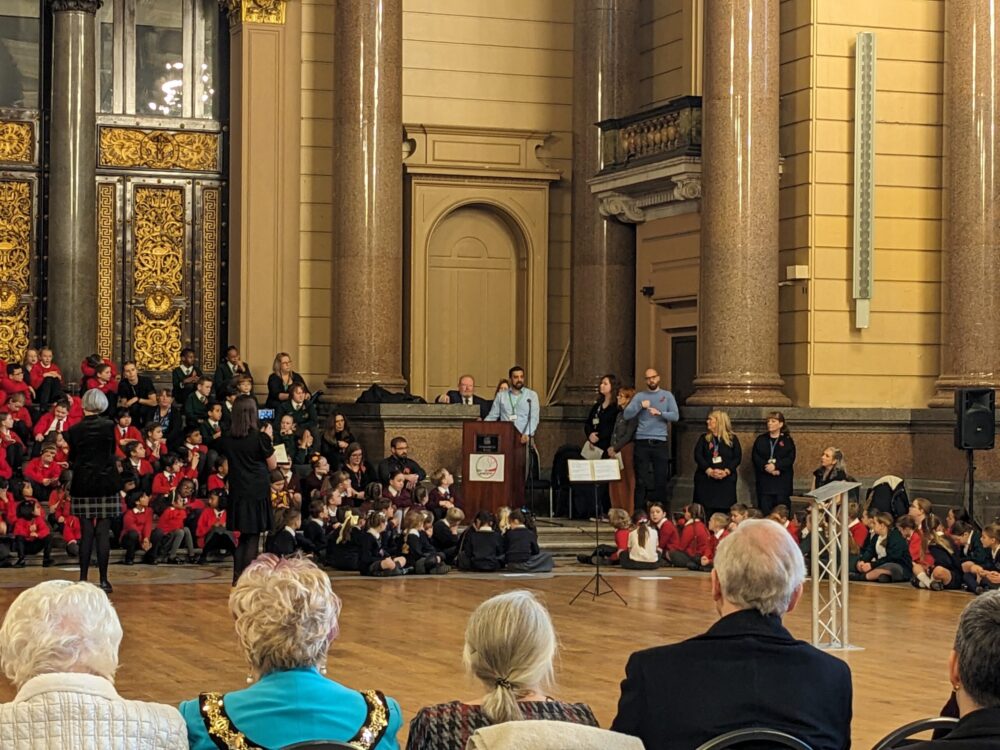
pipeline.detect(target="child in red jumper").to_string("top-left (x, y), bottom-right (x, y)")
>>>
top-left (2, 363), bottom-right (32, 405)
top-left (668, 503), bottom-right (710, 568)
top-left (144, 423), bottom-right (168, 463)
top-left (121, 488), bottom-right (159, 565)
top-left (699, 513), bottom-right (731, 570)
top-left (648, 501), bottom-right (680, 559)
top-left (113, 408), bottom-right (144, 456)
top-left (195, 489), bottom-right (237, 563)
top-left (156, 492), bottom-right (197, 563)
top-left (769, 504), bottom-right (801, 543)
top-left (13, 500), bottom-right (52, 567)
top-left (23, 443), bottom-right (62, 501)
top-left (151, 453), bottom-right (185, 498)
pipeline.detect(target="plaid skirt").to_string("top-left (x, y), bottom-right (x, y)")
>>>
top-left (72, 494), bottom-right (122, 519)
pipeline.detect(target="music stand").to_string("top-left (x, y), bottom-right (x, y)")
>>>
top-left (568, 459), bottom-right (627, 606)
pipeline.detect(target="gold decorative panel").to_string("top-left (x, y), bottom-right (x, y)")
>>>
top-left (96, 183), bottom-right (116, 360)
top-left (201, 187), bottom-right (220, 368)
top-left (132, 186), bottom-right (185, 371)
top-left (221, 0), bottom-right (286, 25)
top-left (0, 122), bottom-right (33, 164)
top-left (0, 181), bottom-right (31, 362)
top-left (99, 127), bottom-right (220, 172)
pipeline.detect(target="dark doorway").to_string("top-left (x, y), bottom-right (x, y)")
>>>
top-left (670, 334), bottom-right (697, 477)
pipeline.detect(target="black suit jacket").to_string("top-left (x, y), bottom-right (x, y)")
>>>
top-left (611, 609), bottom-right (853, 750)
top-left (444, 390), bottom-right (492, 420)
top-left (908, 708), bottom-right (1000, 750)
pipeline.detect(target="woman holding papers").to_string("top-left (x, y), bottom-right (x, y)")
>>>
top-left (214, 395), bottom-right (277, 584)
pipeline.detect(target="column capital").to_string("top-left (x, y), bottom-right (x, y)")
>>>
top-left (50, 0), bottom-right (102, 13)
top-left (220, 0), bottom-right (286, 26)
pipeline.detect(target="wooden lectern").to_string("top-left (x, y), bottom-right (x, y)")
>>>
top-left (462, 421), bottom-right (525, 517)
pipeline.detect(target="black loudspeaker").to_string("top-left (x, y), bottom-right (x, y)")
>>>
top-left (955, 388), bottom-right (996, 450)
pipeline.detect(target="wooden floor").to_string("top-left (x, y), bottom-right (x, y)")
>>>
top-left (0, 566), bottom-right (968, 747)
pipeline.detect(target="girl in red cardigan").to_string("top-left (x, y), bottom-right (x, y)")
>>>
top-left (13, 500), bottom-right (52, 567)
top-left (121, 489), bottom-right (159, 565)
top-left (196, 490), bottom-right (238, 563)
top-left (23, 443), bottom-right (62, 501)
top-left (648, 501), bottom-right (680, 558)
top-left (699, 512), bottom-right (732, 570)
top-left (151, 453), bottom-right (186, 498)
top-left (904, 498), bottom-right (938, 589)
top-left (112, 408), bottom-right (143, 455)
top-left (668, 503), bottom-right (710, 568)
top-left (156, 493), bottom-right (197, 563)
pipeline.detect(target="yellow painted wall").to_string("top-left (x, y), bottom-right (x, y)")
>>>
top-left (807, 0), bottom-right (944, 407)
top-left (298, 0), bottom-right (335, 390)
top-left (639, 0), bottom-right (702, 108)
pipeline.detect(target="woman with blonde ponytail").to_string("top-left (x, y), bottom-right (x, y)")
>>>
top-left (406, 590), bottom-right (598, 749)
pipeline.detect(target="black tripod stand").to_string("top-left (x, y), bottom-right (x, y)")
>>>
top-left (570, 479), bottom-right (626, 606)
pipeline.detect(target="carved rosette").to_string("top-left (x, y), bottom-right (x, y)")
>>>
top-left (0, 122), bottom-right (34, 164)
top-left (220, 0), bottom-right (286, 25)
top-left (0, 181), bottom-right (32, 362)
top-left (50, 0), bottom-right (103, 13)
top-left (131, 186), bottom-right (185, 371)
top-left (99, 127), bottom-right (220, 172)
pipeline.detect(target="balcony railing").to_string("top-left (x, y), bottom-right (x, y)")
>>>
top-left (597, 95), bottom-right (701, 173)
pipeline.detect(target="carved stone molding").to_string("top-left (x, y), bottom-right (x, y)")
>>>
top-left (50, 0), bottom-right (103, 12)
top-left (220, 0), bottom-right (286, 25)
top-left (589, 155), bottom-right (702, 223)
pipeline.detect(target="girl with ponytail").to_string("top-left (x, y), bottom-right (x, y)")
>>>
top-left (405, 591), bottom-right (598, 749)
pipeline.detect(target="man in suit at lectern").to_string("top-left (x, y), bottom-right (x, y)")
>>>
top-left (612, 519), bottom-right (853, 750)
top-left (484, 366), bottom-right (539, 445)
top-left (435, 374), bottom-right (492, 420)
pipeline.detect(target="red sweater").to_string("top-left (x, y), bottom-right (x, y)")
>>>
top-left (157, 506), bottom-right (187, 534)
top-left (196, 507), bottom-right (227, 547)
top-left (656, 519), bottom-right (680, 552)
top-left (0, 449), bottom-right (10, 480)
top-left (113, 425), bottom-right (144, 450)
top-left (848, 519), bottom-right (868, 549)
top-left (909, 530), bottom-right (933, 568)
top-left (1, 378), bottom-right (31, 404)
top-left (13, 516), bottom-right (49, 540)
top-left (121, 506), bottom-right (153, 541)
top-left (678, 520), bottom-right (711, 558)
top-left (62, 515), bottom-right (81, 544)
top-left (3, 495), bottom-right (17, 524)
top-left (29, 362), bottom-right (63, 390)
top-left (704, 528), bottom-right (730, 563)
top-left (33, 411), bottom-right (77, 438)
top-left (7, 405), bottom-right (32, 428)
top-left (612, 527), bottom-right (629, 562)
top-left (207, 474), bottom-right (227, 493)
top-left (24, 457), bottom-right (61, 485)
top-left (80, 357), bottom-right (118, 381)
top-left (125, 459), bottom-right (154, 478)
top-left (152, 472), bottom-right (182, 496)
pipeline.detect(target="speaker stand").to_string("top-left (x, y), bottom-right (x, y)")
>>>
top-left (967, 449), bottom-right (976, 523)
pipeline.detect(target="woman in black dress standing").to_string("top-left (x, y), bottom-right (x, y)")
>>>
top-left (576, 374), bottom-right (619, 518)
top-left (692, 409), bottom-right (742, 517)
top-left (751, 411), bottom-right (796, 516)
top-left (64, 389), bottom-right (121, 593)
top-left (214, 395), bottom-right (277, 582)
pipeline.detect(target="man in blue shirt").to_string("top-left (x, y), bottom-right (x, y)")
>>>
top-left (484, 365), bottom-right (539, 444)
top-left (622, 368), bottom-right (680, 510)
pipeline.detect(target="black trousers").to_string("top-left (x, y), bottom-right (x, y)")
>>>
top-left (757, 493), bottom-right (791, 517)
top-left (15, 535), bottom-right (52, 563)
top-left (121, 528), bottom-right (163, 563)
top-left (633, 439), bottom-right (671, 511)
top-left (34, 378), bottom-right (63, 407)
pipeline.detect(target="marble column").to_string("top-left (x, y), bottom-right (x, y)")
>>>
top-left (48, 0), bottom-right (101, 380)
top-left (563, 0), bottom-right (639, 403)
top-left (325, 0), bottom-right (406, 401)
top-left (929, 0), bottom-right (1000, 406)
top-left (687, 0), bottom-right (789, 406)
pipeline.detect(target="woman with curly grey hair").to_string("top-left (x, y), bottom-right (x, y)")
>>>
top-left (0, 580), bottom-right (187, 748)
top-left (179, 554), bottom-right (402, 749)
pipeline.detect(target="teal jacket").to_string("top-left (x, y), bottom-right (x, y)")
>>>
top-left (180, 666), bottom-right (401, 750)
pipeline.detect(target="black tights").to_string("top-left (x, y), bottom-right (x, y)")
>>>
top-left (79, 517), bottom-right (111, 584)
top-left (232, 533), bottom-right (260, 584)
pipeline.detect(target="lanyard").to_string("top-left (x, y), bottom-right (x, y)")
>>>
top-left (507, 390), bottom-right (522, 413)
top-left (709, 437), bottom-right (719, 458)
top-left (769, 438), bottom-right (779, 461)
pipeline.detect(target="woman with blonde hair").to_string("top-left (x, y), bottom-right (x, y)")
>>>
top-left (406, 590), bottom-right (598, 750)
top-left (0, 580), bottom-right (187, 747)
top-left (180, 554), bottom-right (402, 748)
top-left (693, 410), bottom-right (742, 517)
top-left (811, 446), bottom-right (847, 491)
top-left (265, 351), bottom-right (308, 410)
top-left (608, 386), bottom-right (638, 513)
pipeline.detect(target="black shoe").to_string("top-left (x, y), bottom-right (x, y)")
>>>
top-left (13, 558), bottom-right (26, 568)
top-left (577, 553), bottom-right (596, 565)
top-left (42, 559), bottom-right (54, 568)
top-left (99, 580), bottom-right (113, 594)
top-left (123, 559), bottom-right (134, 566)
top-left (197, 554), bottom-right (208, 565)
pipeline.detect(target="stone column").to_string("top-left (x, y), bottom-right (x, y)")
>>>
top-left (687, 0), bottom-right (789, 406)
top-left (929, 0), bottom-right (1000, 406)
top-left (48, 0), bottom-right (101, 379)
top-left (225, 0), bottom-right (301, 388)
top-left (325, 0), bottom-right (406, 401)
top-left (563, 0), bottom-right (639, 403)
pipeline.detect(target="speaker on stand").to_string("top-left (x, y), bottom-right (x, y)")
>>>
top-left (955, 388), bottom-right (996, 522)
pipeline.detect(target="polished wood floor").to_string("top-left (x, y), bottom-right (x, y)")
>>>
top-left (0, 567), bottom-right (969, 747)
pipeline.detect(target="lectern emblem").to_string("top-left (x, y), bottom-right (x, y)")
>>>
top-left (474, 455), bottom-right (500, 480)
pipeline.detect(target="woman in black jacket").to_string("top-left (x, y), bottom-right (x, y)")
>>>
top-left (577, 374), bottom-right (620, 518)
top-left (64, 389), bottom-right (122, 593)
top-left (750, 411), bottom-right (796, 515)
top-left (693, 410), bottom-right (742, 517)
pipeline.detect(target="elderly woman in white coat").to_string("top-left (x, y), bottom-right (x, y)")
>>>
top-left (0, 580), bottom-right (188, 749)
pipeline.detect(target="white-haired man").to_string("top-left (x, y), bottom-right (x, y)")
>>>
top-left (0, 580), bottom-right (187, 748)
top-left (612, 518), bottom-right (853, 750)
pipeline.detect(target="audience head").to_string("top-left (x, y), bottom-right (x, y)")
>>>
top-left (495, 378), bottom-right (510, 394)
top-left (390, 437), bottom-right (409, 457)
top-left (608, 507), bottom-right (630, 530)
top-left (709, 513), bottom-right (729, 531)
top-left (463, 590), bottom-right (556, 724)
top-left (508, 366), bottom-right (525, 390)
top-left (272, 352), bottom-right (292, 375)
top-left (364, 482), bottom-right (383, 504)
top-left (713, 518), bottom-right (805, 618)
top-left (705, 410), bottom-right (734, 445)
top-left (820, 446), bottom-right (846, 474)
top-left (951, 591), bottom-right (1000, 714)
top-left (617, 386), bottom-right (636, 408)
top-left (445, 507), bottom-right (465, 526)
top-left (474, 510), bottom-right (496, 529)
top-left (597, 373), bottom-right (619, 402)
top-left (947, 506), bottom-right (971, 529)
top-left (80, 388), bottom-right (109, 415)
top-left (431, 467), bottom-right (453, 488)
top-left (872, 512), bottom-right (894, 536)
top-left (457, 375), bottom-right (475, 397)
top-left (684, 503), bottom-right (706, 523)
top-left (765, 411), bottom-right (788, 435)
top-left (647, 501), bottom-right (666, 525)
top-left (229, 555), bottom-right (340, 679)
top-left (345, 442), bottom-right (364, 466)
top-left (730, 503), bottom-right (749, 524)
top-left (0, 581), bottom-right (123, 689)
top-left (983, 523), bottom-right (1000, 547)
top-left (180, 348), bottom-right (196, 366)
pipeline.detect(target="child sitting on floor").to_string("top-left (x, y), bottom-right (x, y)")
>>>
top-left (427, 468), bottom-right (457, 519)
top-left (432, 507), bottom-right (464, 564)
top-left (302, 499), bottom-right (328, 554)
top-left (267, 508), bottom-right (303, 557)
top-left (13, 500), bottom-right (52, 567)
top-left (195, 489), bottom-right (236, 563)
top-left (503, 509), bottom-right (554, 572)
top-left (668, 503), bottom-right (709, 568)
top-left (648, 501), bottom-right (679, 559)
top-left (156, 492), bottom-right (197, 564)
top-left (699, 512), bottom-right (731, 571)
top-left (963, 522), bottom-right (1000, 594)
top-left (359, 510), bottom-right (407, 576)
top-left (621, 511), bottom-right (659, 570)
top-left (401, 510), bottom-right (449, 575)
top-left (326, 510), bottom-right (364, 571)
top-left (853, 511), bottom-right (911, 583)
top-left (456, 510), bottom-right (505, 572)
